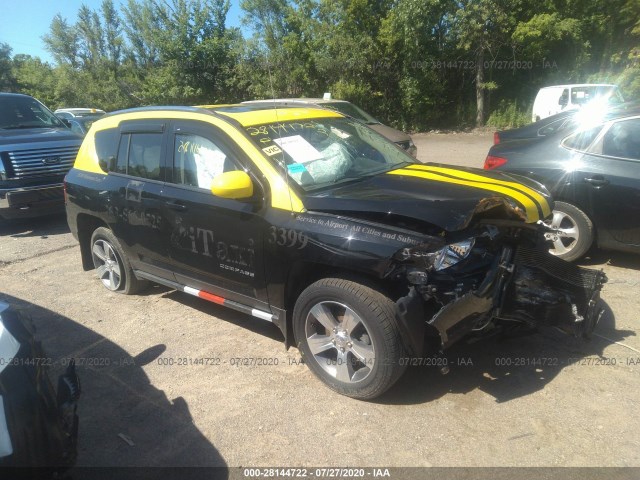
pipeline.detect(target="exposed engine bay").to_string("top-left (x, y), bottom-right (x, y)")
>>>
top-left (393, 221), bottom-right (607, 356)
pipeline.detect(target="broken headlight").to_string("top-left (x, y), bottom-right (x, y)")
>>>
top-left (402, 238), bottom-right (476, 272)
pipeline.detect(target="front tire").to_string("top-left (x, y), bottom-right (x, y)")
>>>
top-left (293, 278), bottom-right (406, 399)
top-left (90, 227), bottom-right (147, 294)
top-left (543, 201), bottom-right (594, 261)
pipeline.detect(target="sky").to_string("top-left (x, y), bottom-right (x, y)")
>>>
top-left (0, 0), bottom-right (245, 63)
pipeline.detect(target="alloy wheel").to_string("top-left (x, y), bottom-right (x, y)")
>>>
top-left (544, 210), bottom-right (580, 257)
top-left (304, 301), bottom-right (375, 383)
top-left (92, 239), bottom-right (123, 291)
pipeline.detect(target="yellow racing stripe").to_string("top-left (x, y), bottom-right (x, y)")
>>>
top-left (406, 164), bottom-right (551, 217)
top-left (388, 168), bottom-right (541, 223)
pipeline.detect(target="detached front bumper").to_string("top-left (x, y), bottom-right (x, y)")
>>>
top-left (420, 245), bottom-right (607, 349)
top-left (0, 303), bottom-right (80, 469)
top-left (499, 245), bottom-right (607, 337)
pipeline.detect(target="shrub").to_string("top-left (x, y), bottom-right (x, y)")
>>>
top-left (486, 100), bottom-right (531, 128)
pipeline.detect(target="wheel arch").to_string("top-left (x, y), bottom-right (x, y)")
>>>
top-left (282, 260), bottom-right (401, 349)
top-left (76, 214), bottom-right (109, 271)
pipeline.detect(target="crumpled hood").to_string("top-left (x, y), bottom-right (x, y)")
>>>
top-left (0, 127), bottom-right (82, 147)
top-left (304, 163), bottom-right (553, 232)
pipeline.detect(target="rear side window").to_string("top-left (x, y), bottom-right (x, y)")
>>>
top-left (602, 119), bottom-right (640, 160)
top-left (94, 128), bottom-right (118, 164)
top-left (115, 133), bottom-right (163, 180)
top-left (538, 117), bottom-right (574, 136)
top-left (562, 126), bottom-right (604, 151)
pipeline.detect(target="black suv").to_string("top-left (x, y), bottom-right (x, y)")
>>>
top-left (65, 105), bottom-right (606, 399)
top-left (0, 93), bottom-right (82, 219)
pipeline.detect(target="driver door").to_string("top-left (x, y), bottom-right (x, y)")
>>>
top-left (159, 120), bottom-right (270, 310)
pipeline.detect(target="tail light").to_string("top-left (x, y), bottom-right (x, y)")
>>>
top-left (493, 132), bottom-right (500, 144)
top-left (484, 155), bottom-right (507, 170)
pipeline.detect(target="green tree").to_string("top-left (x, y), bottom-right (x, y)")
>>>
top-left (451, 0), bottom-right (515, 126)
top-left (42, 15), bottom-right (79, 67)
top-left (0, 43), bottom-right (17, 91)
top-left (11, 55), bottom-right (57, 107)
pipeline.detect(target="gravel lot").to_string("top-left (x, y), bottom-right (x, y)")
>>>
top-left (1, 132), bottom-right (639, 476)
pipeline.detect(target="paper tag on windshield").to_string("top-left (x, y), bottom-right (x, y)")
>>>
top-left (262, 145), bottom-right (282, 156)
top-left (273, 135), bottom-right (322, 163)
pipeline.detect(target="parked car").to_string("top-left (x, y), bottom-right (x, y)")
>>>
top-left (485, 107), bottom-right (640, 261)
top-left (0, 300), bottom-right (80, 471)
top-left (65, 104), bottom-right (605, 399)
top-left (66, 115), bottom-right (102, 137)
top-left (494, 101), bottom-right (639, 144)
top-left (494, 110), bottom-right (577, 145)
top-left (531, 84), bottom-right (623, 122)
top-left (54, 108), bottom-right (106, 120)
top-left (0, 93), bottom-right (83, 219)
top-left (242, 98), bottom-right (417, 157)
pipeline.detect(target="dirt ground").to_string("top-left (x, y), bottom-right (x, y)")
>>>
top-left (1, 132), bottom-right (639, 476)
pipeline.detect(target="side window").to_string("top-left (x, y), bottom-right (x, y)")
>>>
top-left (115, 132), bottom-right (163, 180)
top-left (94, 128), bottom-right (119, 164)
top-left (602, 119), bottom-right (640, 160)
top-left (570, 87), bottom-right (592, 106)
top-left (562, 125), bottom-right (604, 152)
top-left (129, 133), bottom-right (163, 180)
top-left (559, 89), bottom-right (569, 107)
top-left (172, 133), bottom-right (240, 189)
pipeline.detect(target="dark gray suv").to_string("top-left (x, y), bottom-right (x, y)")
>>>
top-left (0, 93), bottom-right (82, 219)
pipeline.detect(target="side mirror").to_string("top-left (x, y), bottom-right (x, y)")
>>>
top-left (61, 119), bottom-right (71, 127)
top-left (211, 171), bottom-right (254, 199)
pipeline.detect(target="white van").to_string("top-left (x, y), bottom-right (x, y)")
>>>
top-left (532, 84), bottom-right (623, 122)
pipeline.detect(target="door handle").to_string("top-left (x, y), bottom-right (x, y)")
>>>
top-left (584, 176), bottom-right (609, 187)
top-left (164, 201), bottom-right (188, 211)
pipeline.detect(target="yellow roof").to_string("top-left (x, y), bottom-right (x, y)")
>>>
top-left (211, 106), bottom-right (343, 127)
top-left (195, 103), bottom-right (238, 109)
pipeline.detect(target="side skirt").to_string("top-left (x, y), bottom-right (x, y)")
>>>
top-left (134, 270), bottom-right (279, 324)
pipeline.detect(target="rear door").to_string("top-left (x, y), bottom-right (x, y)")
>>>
top-left (108, 120), bottom-right (174, 279)
top-left (159, 119), bottom-right (270, 310)
top-left (581, 116), bottom-right (640, 250)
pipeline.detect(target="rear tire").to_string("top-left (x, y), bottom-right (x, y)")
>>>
top-left (293, 278), bottom-right (407, 399)
top-left (543, 201), bottom-right (593, 261)
top-left (90, 227), bottom-right (147, 295)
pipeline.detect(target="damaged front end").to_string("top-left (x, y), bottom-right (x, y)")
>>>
top-left (394, 222), bottom-right (607, 355)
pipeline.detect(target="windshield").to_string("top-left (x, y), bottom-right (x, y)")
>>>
top-left (322, 102), bottom-right (380, 124)
top-left (246, 117), bottom-right (413, 191)
top-left (0, 96), bottom-right (65, 129)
